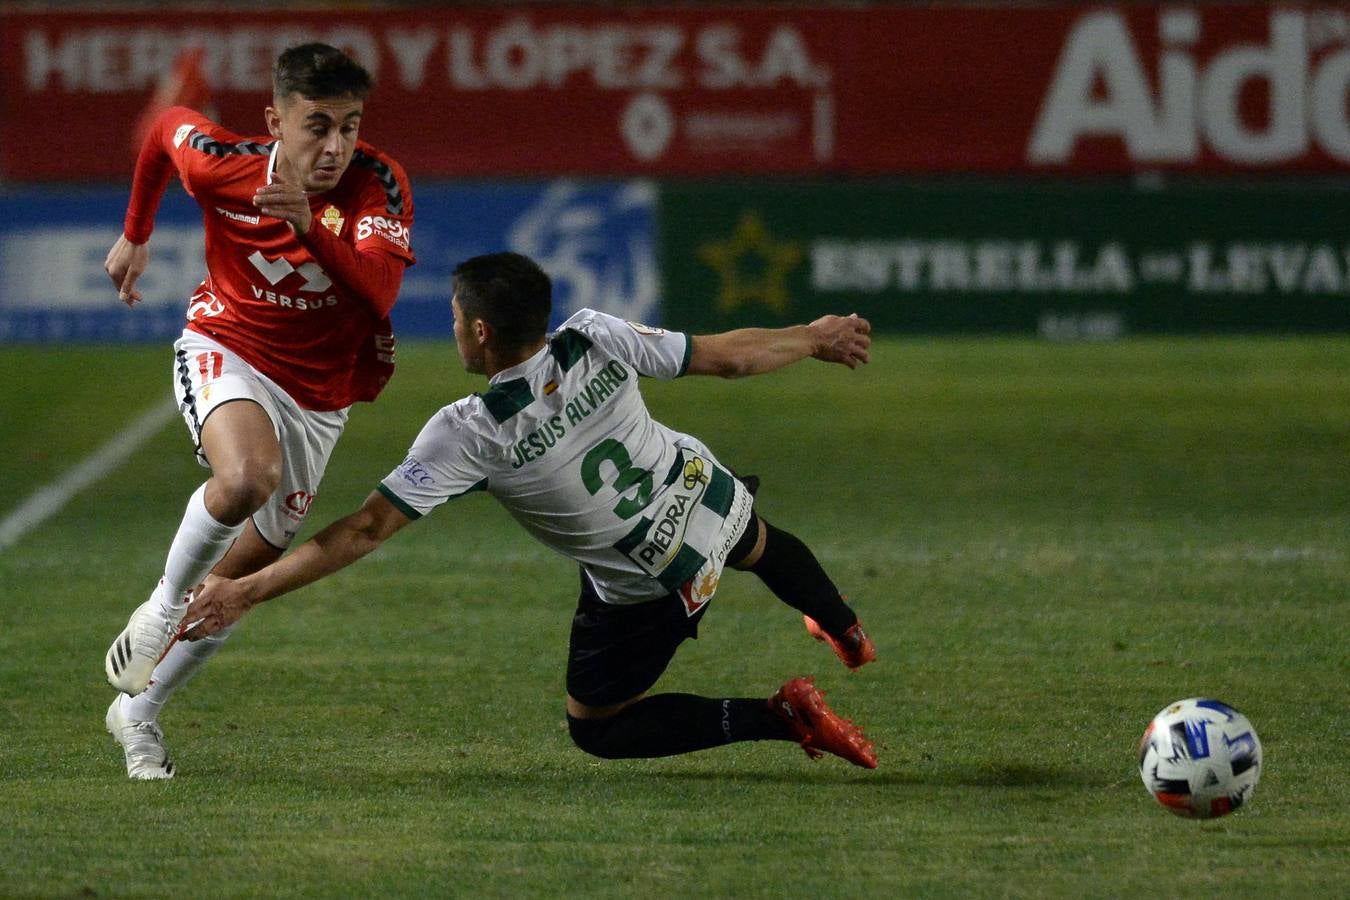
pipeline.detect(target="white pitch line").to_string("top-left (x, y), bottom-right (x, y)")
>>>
top-left (0, 399), bottom-right (178, 554)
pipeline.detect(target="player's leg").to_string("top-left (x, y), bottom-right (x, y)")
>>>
top-left (566, 691), bottom-right (794, 757)
top-left (120, 522), bottom-right (281, 725)
top-left (563, 570), bottom-right (792, 757)
top-left (565, 675), bottom-right (876, 769)
top-left (561, 570), bottom-right (876, 767)
top-left (730, 512), bottom-right (876, 670)
top-left (105, 399), bottom-right (280, 696)
top-left (106, 535), bottom-right (269, 783)
top-left (113, 389), bottom-right (347, 767)
top-left (104, 398), bottom-right (284, 778)
top-left (107, 335), bottom-right (304, 779)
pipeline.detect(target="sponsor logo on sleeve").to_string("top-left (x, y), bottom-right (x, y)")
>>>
top-left (395, 455), bottom-right (435, 487)
top-left (626, 320), bottom-right (666, 336)
top-left (172, 124), bottom-right (194, 148)
top-left (356, 215), bottom-right (411, 251)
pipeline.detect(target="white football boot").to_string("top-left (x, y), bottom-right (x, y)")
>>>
top-left (105, 694), bottom-right (175, 780)
top-left (105, 585), bottom-right (188, 695)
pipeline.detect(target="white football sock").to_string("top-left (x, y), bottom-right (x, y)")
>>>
top-left (124, 624), bottom-right (236, 722)
top-left (152, 482), bottom-right (245, 615)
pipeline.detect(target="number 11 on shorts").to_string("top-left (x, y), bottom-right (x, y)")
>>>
top-left (197, 352), bottom-right (223, 382)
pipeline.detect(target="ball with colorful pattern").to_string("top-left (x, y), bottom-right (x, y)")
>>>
top-left (1138, 698), bottom-right (1262, 819)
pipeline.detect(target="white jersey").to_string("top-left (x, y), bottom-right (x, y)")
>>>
top-left (378, 309), bottom-right (754, 608)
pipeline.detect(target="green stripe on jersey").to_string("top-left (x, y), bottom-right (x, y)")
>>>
top-left (700, 466), bottom-right (735, 516)
top-left (451, 477), bottom-right (489, 499)
top-left (377, 483), bottom-right (423, 521)
top-left (677, 333), bottom-right (693, 377)
top-left (613, 517), bottom-right (654, 556)
top-left (658, 544), bottom-right (707, 593)
top-left (548, 329), bottom-right (593, 372)
top-left (480, 378), bottom-right (535, 424)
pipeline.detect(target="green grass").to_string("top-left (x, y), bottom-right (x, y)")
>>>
top-left (1, 336), bottom-right (1347, 897)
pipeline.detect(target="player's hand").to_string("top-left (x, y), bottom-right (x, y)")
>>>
top-left (104, 234), bottom-right (149, 307)
top-left (180, 574), bottom-right (253, 640)
top-left (253, 148), bottom-right (312, 235)
top-left (807, 313), bottom-right (872, 368)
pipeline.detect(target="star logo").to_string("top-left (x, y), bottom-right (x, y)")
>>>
top-left (697, 211), bottom-right (803, 314)
top-left (319, 206), bottom-right (345, 236)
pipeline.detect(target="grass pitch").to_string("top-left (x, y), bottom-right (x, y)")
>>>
top-left (1, 336), bottom-right (1347, 897)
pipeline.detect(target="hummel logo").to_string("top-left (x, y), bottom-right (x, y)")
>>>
top-left (216, 206), bottom-right (261, 225)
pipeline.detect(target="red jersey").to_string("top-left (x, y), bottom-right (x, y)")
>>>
top-left (124, 107), bottom-right (415, 411)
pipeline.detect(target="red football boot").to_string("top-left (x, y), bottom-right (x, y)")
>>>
top-left (769, 676), bottom-right (878, 769)
top-left (804, 616), bottom-right (876, 670)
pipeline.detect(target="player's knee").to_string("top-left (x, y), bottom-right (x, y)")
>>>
top-left (208, 460), bottom-right (281, 522)
top-left (566, 714), bottom-right (622, 759)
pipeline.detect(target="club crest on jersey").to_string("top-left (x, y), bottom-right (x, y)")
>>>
top-left (187, 289), bottom-right (224, 321)
top-left (680, 570), bottom-right (720, 617)
top-left (319, 206), bottom-right (345, 236)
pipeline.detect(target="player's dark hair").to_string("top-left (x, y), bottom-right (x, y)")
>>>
top-left (452, 252), bottom-right (553, 350)
top-left (273, 43), bottom-right (372, 102)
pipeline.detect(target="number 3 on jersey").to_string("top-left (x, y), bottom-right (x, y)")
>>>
top-left (581, 438), bottom-right (652, 520)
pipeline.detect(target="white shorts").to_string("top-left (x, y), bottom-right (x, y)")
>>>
top-left (172, 330), bottom-right (349, 548)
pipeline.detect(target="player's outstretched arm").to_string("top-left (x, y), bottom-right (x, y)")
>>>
top-left (183, 490), bottom-right (413, 639)
top-left (685, 313), bottom-right (872, 378)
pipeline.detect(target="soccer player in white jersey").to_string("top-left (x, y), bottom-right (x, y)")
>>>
top-left (188, 252), bottom-right (879, 768)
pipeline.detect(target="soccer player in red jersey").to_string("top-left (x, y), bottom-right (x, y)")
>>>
top-left (102, 44), bottom-right (415, 779)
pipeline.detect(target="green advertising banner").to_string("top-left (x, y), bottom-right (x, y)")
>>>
top-left (659, 181), bottom-right (1350, 335)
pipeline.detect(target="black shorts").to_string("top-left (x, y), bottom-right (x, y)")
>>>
top-left (565, 505), bottom-right (761, 708)
top-left (565, 569), bottom-right (708, 708)
top-left (564, 477), bottom-right (766, 712)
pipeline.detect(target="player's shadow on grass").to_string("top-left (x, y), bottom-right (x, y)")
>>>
top-left (643, 761), bottom-right (1113, 789)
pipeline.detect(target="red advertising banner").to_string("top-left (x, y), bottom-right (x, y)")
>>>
top-left (2, 5), bottom-right (1348, 180)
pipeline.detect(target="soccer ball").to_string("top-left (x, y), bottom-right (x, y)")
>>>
top-left (1137, 698), bottom-right (1262, 819)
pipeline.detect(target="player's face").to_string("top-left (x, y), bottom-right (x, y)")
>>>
top-left (452, 296), bottom-right (485, 374)
top-left (266, 93), bottom-right (364, 193)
